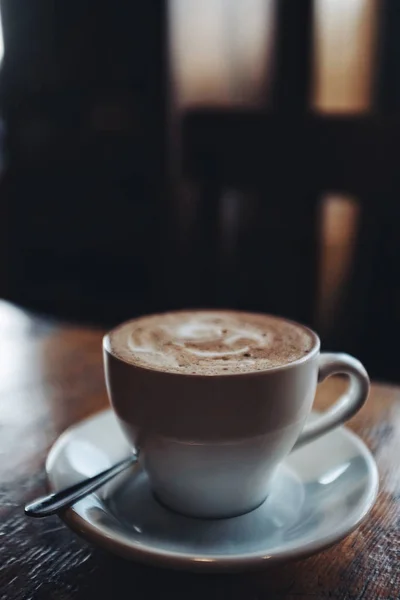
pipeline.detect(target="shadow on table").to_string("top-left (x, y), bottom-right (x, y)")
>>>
top-left (67, 551), bottom-right (314, 599)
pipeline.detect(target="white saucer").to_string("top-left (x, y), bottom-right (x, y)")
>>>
top-left (47, 410), bottom-right (378, 572)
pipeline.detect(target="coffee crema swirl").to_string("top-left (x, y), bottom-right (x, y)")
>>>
top-left (108, 311), bottom-right (316, 375)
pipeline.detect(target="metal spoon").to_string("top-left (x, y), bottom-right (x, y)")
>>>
top-left (25, 454), bottom-right (137, 518)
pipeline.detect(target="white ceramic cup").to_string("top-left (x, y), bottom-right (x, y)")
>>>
top-left (103, 320), bottom-right (369, 518)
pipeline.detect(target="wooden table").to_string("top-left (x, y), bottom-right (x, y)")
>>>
top-left (1, 300), bottom-right (399, 600)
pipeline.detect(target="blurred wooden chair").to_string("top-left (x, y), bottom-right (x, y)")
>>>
top-left (180, 112), bottom-right (387, 320)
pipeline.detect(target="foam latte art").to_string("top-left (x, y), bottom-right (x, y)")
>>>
top-left (108, 311), bottom-right (316, 375)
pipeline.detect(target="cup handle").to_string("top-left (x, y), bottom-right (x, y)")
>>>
top-left (293, 353), bottom-right (370, 450)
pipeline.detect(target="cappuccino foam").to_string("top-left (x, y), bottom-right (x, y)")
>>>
top-left (108, 311), bottom-right (315, 375)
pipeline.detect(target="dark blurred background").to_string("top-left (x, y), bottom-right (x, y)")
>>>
top-left (0, 0), bottom-right (399, 382)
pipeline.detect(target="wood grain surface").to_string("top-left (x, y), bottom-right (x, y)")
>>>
top-left (0, 300), bottom-right (399, 600)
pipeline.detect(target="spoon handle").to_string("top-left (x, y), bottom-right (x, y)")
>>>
top-left (25, 455), bottom-right (137, 518)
